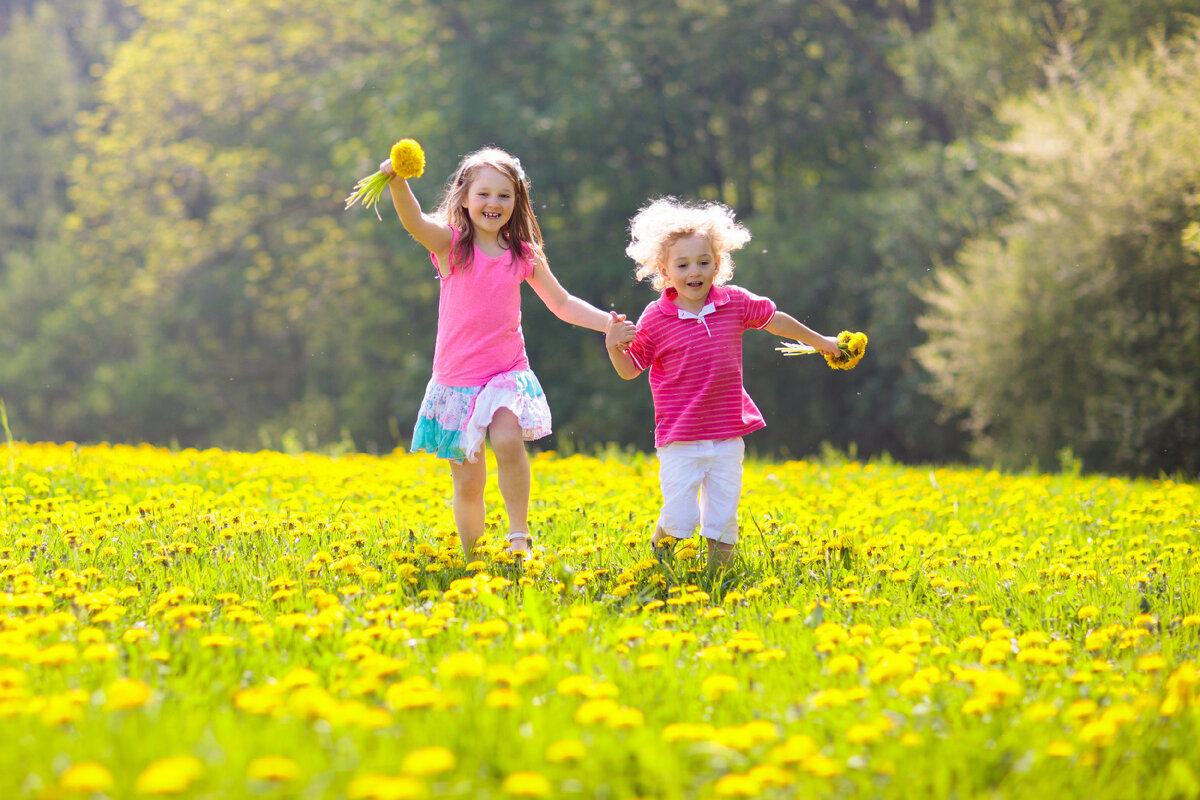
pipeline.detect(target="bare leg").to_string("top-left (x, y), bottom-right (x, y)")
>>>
top-left (489, 409), bottom-right (531, 554)
top-left (450, 457), bottom-right (487, 556)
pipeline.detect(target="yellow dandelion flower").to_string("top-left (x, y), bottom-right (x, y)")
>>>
top-left (1045, 740), bottom-right (1075, 757)
top-left (606, 706), bottom-right (645, 729)
top-left (246, 756), bottom-right (299, 783)
top-left (810, 688), bottom-right (850, 709)
top-left (826, 653), bottom-right (859, 675)
top-left (574, 698), bottom-right (620, 725)
top-left (701, 674), bottom-right (739, 700)
top-left (1077, 717), bottom-right (1118, 748)
top-left (345, 139), bottom-right (426, 219)
top-left (636, 652), bottom-right (665, 670)
top-left (545, 739), bottom-right (587, 764)
top-left (485, 688), bottom-right (522, 709)
top-left (346, 774), bottom-right (424, 800)
top-left (104, 678), bottom-right (153, 711)
top-left (134, 755), bottom-right (205, 795)
top-left (59, 762), bottom-right (114, 793)
top-left (777, 330), bottom-right (868, 370)
top-left (389, 139), bottom-right (426, 179)
top-left (770, 734), bottom-right (818, 765)
top-left (438, 651), bottom-right (485, 679)
top-left (801, 753), bottom-right (844, 778)
top-left (1024, 702), bottom-right (1058, 722)
top-left (662, 722), bottom-right (717, 743)
top-left (845, 722), bottom-right (884, 745)
top-left (501, 770), bottom-right (552, 797)
top-left (400, 746), bottom-right (456, 777)
top-left (713, 773), bottom-right (761, 797)
top-left (1136, 653), bottom-right (1167, 672)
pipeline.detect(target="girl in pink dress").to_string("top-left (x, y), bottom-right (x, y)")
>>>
top-left (381, 147), bottom-right (634, 557)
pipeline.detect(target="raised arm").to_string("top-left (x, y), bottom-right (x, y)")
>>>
top-left (381, 160), bottom-right (453, 255)
top-left (765, 311), bottom-right (841, 357)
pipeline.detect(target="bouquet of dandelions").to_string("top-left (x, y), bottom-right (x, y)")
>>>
top-left (344, 139), bottom-right (426, 219)
top-left (777, 330), bottom-right (868, 370)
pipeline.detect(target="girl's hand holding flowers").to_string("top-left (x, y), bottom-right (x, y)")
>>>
top-left (777, 330), bottom-right (869, 370)
top-left (344, 139), bottom-right (426, 219)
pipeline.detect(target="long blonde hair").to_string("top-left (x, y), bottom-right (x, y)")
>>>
top-left (625, 197), bottom-right (751, 292)
top-left (434, 147), bottom-right (547, 273)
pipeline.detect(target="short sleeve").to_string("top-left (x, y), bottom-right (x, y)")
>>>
top-left (739, 287), bottom-right (777, 330)
top-left (626, 306), bottom-right (658, 372)
top-left (518, 250), bottom-right (535, 281)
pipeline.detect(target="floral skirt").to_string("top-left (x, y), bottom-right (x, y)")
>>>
top-left (410, 370), bottom-right (552, 463)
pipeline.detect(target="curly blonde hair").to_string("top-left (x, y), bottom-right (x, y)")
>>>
top-left (625, 197), bottom-right (751, 291)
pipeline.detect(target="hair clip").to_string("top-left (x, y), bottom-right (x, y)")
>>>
top-left (512, 157), bottom-right (527, 184)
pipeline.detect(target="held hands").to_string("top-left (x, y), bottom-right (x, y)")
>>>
top-left (606, 311), bottom-right (635, 352)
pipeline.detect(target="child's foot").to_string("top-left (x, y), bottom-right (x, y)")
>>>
top-left (650, 526), bottom-right (668, 549)
top-left (707, 541), bottom-right (736, 567)
top-left (507, 531), bottom-right (533, 557)
top-left (651, 531), bottom-right (674, 567)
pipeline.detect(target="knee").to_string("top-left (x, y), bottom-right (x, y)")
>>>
top-left (489, 428), bottom-right (527, 465)
top-left (453, 470), bottom-right (486, 500)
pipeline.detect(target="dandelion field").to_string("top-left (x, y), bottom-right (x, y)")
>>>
top-left (2, 443), bottom-right (1199, 799)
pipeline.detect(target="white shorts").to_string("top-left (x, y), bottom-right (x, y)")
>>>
top-left (656, 438), bottom-right (745, 545)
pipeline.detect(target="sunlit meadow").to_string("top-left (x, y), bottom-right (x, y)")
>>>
top-left (2, 442), bottom-right (1198, 799)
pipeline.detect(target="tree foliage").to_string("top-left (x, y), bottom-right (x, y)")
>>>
top-left (917, 31), bottom-right (1200, 474)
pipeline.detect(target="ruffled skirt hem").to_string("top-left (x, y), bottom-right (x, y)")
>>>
top-left (410, 370), bottom-right (552, 462)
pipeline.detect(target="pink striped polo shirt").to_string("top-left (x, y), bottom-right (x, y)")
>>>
top-left (430, 228), bottom-right (535, 387)
top-left (627, 285), bottom-right (777, 447)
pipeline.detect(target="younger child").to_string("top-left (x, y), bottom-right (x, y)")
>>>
top-left (381, 146), bottom-right (635, 557)
top-left (604, 197), bottom-right (842, 565)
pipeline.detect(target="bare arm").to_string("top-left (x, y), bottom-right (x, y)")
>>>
top-left (765, 311), bottom-right (841, 356)
top-left (606, 313), bottom-right (643, 380)
top-left (526, 258), bottom-right (613, 331)
top-left (381, 160), bottom-right (453, 256)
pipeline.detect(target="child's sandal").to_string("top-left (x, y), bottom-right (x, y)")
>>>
top-left (507, 531), bottom-right (533, 555)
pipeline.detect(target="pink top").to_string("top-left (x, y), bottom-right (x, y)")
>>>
top-left (430, 228), bottom-right (535, 387)
top-left (626, 285), bottom-right (777, 447)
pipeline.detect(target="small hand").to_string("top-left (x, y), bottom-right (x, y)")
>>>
top-left (606, 311), bottom-right (635, 351)
top-left (817, 335), bottom-right (841, 358)
top-left (379, 158), bottom-right (397, 179)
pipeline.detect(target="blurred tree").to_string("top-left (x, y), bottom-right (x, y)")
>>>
top-left (0, 0), bottom-right (138, 440)
top-left (0, 6), bottom-right (77, 260)
top-left (861, 0), bottom-right (1196, 464)
top-left (63, 0), bottom-right (442, 449)
top-left (917, 31), bottom-right (1200, 474)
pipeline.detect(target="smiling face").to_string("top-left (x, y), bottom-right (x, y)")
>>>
top-left (462, 166), bottom-right (516, 241)
top-left (660, 233), bottom-right (717, 313)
